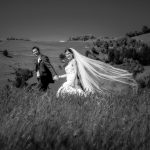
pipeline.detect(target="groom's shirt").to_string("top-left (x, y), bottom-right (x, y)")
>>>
top-left (36, 56), bottom-right (41, 78)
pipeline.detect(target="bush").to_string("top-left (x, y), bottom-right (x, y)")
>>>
top-left (91, 47), bottom-right (99, 55)
top-left (85, 50), bottom-right (100, 60)
top-left (136, 70), bottom-right (150, 88)
top-left (8, 67), bottom-right (33, 88)
top-left (113, 59), bottom-right (144, 78)
top-left (142, 25), bottom-right (150, 33)
top-left (2, 50), bottom-right (8, 57)
top-left (136, 44), bottom-right (150, 65)
top-left (59, 53), bottom-right (66, 60)
top-left (85, 50), bottom-right (91, 57)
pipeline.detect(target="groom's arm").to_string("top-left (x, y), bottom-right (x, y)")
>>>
top-left (42, 56), bottom-right (57, 77)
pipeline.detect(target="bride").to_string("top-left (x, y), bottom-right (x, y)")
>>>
top-left (56, 48), bottom-right (85, 97)
top-left (56, 48), bottom-right (137, 97)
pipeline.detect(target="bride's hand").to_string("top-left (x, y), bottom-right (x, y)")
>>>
top-left (53, 75), bottom-right (59, 81)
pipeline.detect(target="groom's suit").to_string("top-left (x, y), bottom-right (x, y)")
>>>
top-left (35, 54), bottom-right (57, 91)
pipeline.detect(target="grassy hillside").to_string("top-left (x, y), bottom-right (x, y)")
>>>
top-left (0, 40), bottom-right (91, 88)
top-left (132, 33), bottom-right (150, 46)
top-left (0, 39), bottom-right (150, 149)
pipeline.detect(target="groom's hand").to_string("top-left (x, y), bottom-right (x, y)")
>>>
top-left (53, 75), bottom-right (59, 81)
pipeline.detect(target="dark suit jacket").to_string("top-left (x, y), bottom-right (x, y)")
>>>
top-left (35, 54), bottom-right (57, 83)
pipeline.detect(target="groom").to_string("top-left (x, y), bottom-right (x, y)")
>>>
top-left (32, 46), bottom-right (58, 92)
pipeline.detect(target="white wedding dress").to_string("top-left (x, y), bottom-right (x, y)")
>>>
top-left (56, 48), bottom-right (137, 97)
top-left (57, 59), bottom-right (85, 97)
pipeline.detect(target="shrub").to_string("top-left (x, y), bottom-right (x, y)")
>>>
top-left (59, 53), bottom-right (69, 68)
top-left (136, 70), bottom-right (150, 88)
top-left (8, 67), bottom-right (33, 88)
top-left (113, 59), bottom-right (144, 78)
top-left (91, 47), bottom-right (99, 55)
top-left (136, 44), bottom-right (150, 65)
top-left (85, 49), bottom-right (100, 60)
top-left (85, 50), bottom-right (91, 57)
top-left (142, 25), bottom-right (150, 33)
top-left (59, 53), bottom-right (66, 60)
top-left (95, 39), bottom-right (101, 47)
top-left (2, 50), bottom-right (9, 57)
top-left (107, 47), bottom-right (115, 62)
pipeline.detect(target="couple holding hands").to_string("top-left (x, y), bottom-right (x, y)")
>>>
top-left (32, 46), bottom-right (137, 97)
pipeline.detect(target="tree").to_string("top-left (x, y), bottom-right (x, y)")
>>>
top-left (142, 25), bottom-right (150, 33)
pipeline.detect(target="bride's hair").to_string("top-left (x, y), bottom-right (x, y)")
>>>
top-left (69, 48), bottom-right (138, 94)
top-left (65, 48), bottom-right (74, 58)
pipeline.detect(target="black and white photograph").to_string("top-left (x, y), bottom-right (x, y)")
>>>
top-left (0, 0), bottom-right (150, 149)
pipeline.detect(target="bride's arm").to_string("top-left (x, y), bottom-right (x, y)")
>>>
top-left (59, 59), bottom-right (77, 79)
top-left (58, 74), bottom-right (67, 78)
top-left (73, 59), bottom-right (77, 76)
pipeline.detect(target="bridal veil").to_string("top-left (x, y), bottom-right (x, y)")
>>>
top-left (69, 48), bottom-right (138, 94)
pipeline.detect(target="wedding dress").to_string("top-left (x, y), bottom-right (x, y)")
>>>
top-left (57, 59), bottom-right (85, 97)
top-left (57, 48), bottom-right (137, 97)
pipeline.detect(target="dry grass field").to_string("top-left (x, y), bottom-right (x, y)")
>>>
top-left (0, 39), bottom-right (150, 150)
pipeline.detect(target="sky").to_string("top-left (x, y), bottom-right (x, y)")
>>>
top-left (0, 0), bottom-right (150, 41)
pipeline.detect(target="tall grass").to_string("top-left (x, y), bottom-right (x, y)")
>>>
top-left (136, 70), bottom-right (150, 88)
top-left (0, 85), bottom-right (150, 150)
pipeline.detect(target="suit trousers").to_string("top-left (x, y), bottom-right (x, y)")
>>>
top-left (37, 76), bottom-right (50, 92)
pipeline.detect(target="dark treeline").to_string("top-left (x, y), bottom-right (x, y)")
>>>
top-left (68, 34), bottom-right (96, 41)
top-left (86, 36), bottom-right (150, 76)
top-left (68, 25), bottom-right (150, 41)
top-left (88, 36), bottom-right (150, 66)
top-left (85, 36), bottom-right (150, 88)
top-left (126, 25), bottom-right (150, 37)
top-left (6, 37), bottom-right (30, 41)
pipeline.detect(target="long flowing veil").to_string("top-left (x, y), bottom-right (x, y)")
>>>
top-left (70, 48), bottom-right (138, 94)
